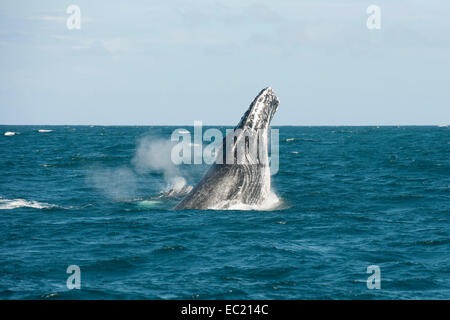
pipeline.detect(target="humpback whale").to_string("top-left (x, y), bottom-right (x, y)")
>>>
top-left (175, 87), bottom-right (279, 210)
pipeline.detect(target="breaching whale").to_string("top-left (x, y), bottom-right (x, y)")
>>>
top-left (175, 87), bottom-right (279, 210)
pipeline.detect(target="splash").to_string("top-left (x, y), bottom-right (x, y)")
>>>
top-left (158, 177), bottom-right (193, 198)
top-left (87, 136), bottom-right (190, 201)
top-left (0, 198), bottom-right (58, 210)
top-left (167, 176), bottom-right (187, 192)
top-left (211, 191), bottom-right (281, 211)
top-left (132, 137), bottom-right (189, 194)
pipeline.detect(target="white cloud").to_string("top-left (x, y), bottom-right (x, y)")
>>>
top-left (38, 15), bottom-right (66, 23)
top-left (35, 15), bottom-right (93, 23)
top-left (101, 38), bottom-right (130, 54)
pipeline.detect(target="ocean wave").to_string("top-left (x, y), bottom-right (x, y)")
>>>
top-left (37, 129), bottom-right (53, 133)
top-left (4, 131), bottom-right (18, 136)
top-left (285, 137), bottom-right (320, 143)
top-left (0, 198), bottom-right (59, 210)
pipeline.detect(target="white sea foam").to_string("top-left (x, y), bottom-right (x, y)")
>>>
top-left (38, 129), bottom-right (53, 133)
top-left (0, 198), bottom-right (57, 210)
top-left (211, 191), bottom-right (281, 211)
top-left (4, 131), bottom-right (17, 136)
top-left (285, 138), bottom-right (295, 142)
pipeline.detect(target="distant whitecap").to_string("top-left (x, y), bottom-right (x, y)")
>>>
top-left (0, 198), bottom-right (58, 210)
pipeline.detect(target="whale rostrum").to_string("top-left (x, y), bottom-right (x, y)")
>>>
top-left (175, 87), bottom-right (280, 210)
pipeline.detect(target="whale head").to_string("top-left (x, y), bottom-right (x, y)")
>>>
top-left (221, 87), bottom-right (279, 166)
top-left (236, 87), bottom-right (280, 131)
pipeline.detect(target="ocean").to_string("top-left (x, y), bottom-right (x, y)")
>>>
top-left (0, 125), bottom-right (449, 299)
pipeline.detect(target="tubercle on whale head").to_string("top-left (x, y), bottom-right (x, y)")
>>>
top-left (236, 87), bottom-right (280, 131)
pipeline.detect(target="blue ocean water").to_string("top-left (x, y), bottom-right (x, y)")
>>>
top-left (0, 125), bottom-right (449, 299)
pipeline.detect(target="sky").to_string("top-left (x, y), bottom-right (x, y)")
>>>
top-left (0, 0), bottom-right (449, 125)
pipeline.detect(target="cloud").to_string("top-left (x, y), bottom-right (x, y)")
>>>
top-left (37, 15), bottom-right (66, 23)
top-left (65, 38), bottom-right (133, 56)
top-left (34, 15), bottom-right (93, 24)
top-left (101, 38), bottom-right (130, 54)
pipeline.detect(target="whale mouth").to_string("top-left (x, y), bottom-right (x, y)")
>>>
top-left (236, 87), bottom-right (279, 131)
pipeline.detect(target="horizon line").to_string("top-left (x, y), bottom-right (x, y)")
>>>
top-left (0, 124), bottom-right (448, 127)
